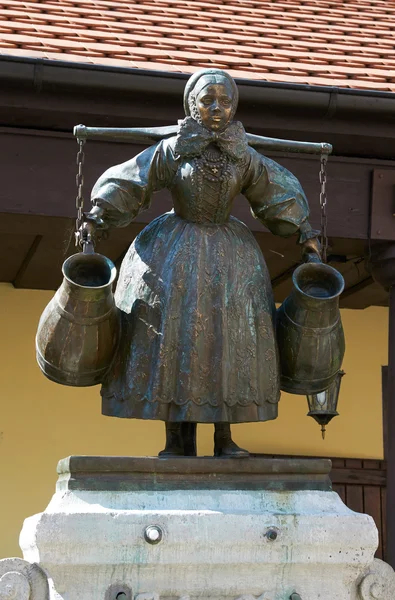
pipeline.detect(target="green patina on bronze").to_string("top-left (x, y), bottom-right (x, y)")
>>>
top-left (36, 68), bottom-right (344, 457)
top-left (56, 456), bottom-right (332, 492)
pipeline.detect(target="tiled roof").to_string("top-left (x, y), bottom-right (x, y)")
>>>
top-left (1, 0), bottom-right (395, 91)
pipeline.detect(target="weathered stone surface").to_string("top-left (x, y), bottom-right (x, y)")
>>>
top-left (0, 558), bottom-right (49, 600)
top-left (358, 558), bottom-right (395, 600)
top-left (18, 456), bottom-right (379, 600)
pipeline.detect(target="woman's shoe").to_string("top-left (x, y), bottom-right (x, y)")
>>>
top-left (158, 422), bottom-right (184, 457)
top-left (181, 422), bottom-right (197, 457)
top-left (213, 423), bottom-right (249, 458)
top-left (159, 422), bottom-right (198, 457)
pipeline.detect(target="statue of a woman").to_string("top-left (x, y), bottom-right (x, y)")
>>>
top-left (82, 68), bottom-right (320, 458)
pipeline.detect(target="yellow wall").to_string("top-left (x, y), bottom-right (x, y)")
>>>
top-left (0, 282), bottom-right (387, 558)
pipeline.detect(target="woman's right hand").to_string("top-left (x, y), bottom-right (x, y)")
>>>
top-left (79, 219), bottom-right (96, 245)
top-left (78, 205), bottom-right (107, 246)
top-left (301, 237), bottom-right (322, 263)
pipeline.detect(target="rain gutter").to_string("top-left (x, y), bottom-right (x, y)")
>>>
top-left (1, 55), bottom-right (395, 122)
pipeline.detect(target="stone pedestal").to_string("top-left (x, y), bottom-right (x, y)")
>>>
top-left (1, 456), bottom-right (395, 600)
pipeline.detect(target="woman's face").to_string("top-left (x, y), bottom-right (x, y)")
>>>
top-left (196, 83), bottom-right (234, 131)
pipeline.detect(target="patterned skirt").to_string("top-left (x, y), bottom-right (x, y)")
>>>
top-left (101, 212), bottom-right (280, 423)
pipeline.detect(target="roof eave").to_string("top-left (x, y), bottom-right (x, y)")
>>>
top-left (2, 55), bottom-right (395, 118)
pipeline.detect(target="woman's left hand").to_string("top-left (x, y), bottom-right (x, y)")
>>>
top-left (302, 237), bottom-right (322, 262)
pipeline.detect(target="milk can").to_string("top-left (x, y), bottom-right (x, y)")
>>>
top-left (36, 250), bottom-right (120, 387)
top-left (276, 261), bottom-right (345, 395)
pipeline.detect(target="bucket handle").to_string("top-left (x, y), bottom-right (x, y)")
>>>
top-left (305, 251), bottom-right (321, 264)
top-left (82, 240), bottom-right (95, 255)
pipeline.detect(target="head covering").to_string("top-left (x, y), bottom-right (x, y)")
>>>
top-left (175, 68), bottom-right (247, 161)
top-left (183, 68), bottom-right (239, 123)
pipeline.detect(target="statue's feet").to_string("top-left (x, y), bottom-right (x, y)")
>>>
top-left (158, 423), bottom-right (184, 457)
top-left (158, 448), bottom-right (184, 457)
top-left (159, 422), bottom-right (197, 457)
top-left (214, 439), bottom-right (250, 457)
top-left (181, 422), bottom-right (197, 457)
top-left (214, 423), bottom-right (249, 458)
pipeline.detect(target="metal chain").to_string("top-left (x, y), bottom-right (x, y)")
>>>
top-left (319, 145), bottom-right (329, 263)
top-left (75, 138), bottom-right (86, 247)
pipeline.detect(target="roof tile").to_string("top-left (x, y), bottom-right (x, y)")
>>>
top-left (1, 0), bottom-right (395, 92)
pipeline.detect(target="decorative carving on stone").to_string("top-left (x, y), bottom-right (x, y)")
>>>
top-left (0, 559), bottom-right (49, 600)
top-left (132, 596), bottom-right (273, 600)
top-left (359, 558), bottom-right (395, 600)
top-left (235, 594), bottom-right (273, 600)
top-left (0, 571), bottom-right (30, 600)
top-left (133, 595), bottom-right (272, 600)
top-left (134, 596), bottom-right (190, 600)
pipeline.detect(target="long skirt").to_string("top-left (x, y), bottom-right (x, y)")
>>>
top-left (101, 212), bottom-right (281, 423)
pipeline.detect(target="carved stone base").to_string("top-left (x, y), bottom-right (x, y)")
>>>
top-left (7, 456), bottom-right (393, 600)
top-left (358, 559), bottom-right (395, 600)
top-left (0, 558), bottom-right (49, 600)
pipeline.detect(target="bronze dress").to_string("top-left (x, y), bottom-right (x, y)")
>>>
top-left (91, 120), bottom-right (313, 423)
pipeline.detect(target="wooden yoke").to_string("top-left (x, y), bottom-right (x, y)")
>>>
top-left (73, 124), bottom-right (333, 156)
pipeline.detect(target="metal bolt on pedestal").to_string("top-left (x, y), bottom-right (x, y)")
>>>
top-left (105, 584), bottom-right (132, 600)
top-left (144, 525), bottom-right (163, 544)
top-left (265, 528), bottom-right (279, 541)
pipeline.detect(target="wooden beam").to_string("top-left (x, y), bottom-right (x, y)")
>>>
top-left (371, 169), bottom-right (395, 242)
top-left (0, 212), bottom-right (390, 308)
top-left (340, 277), bottom-right (388, 309)
top-left (1, 129), bottom-right (390, 240)
top-left (341, 276), bottom-right (374, 299)
top-left (0, 212), bottom-right (72, 236)
top-left (331, 467), bottom-right (386, 487)
top-left (13, 235), bottom-right (43, 288)
top-left (383, 366), bottom-right (389, 461)
top-left (0, 233), bottom-right (38, 282)
top-left (271, 265), bottom-right (296, 288)
top-left (387, 287), bottom-right (395, 568)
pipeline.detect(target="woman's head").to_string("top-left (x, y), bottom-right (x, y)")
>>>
top-left (184, 69), bottom-right (239, 131)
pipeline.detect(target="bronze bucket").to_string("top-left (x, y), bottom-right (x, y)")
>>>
top-left (36, 251), bottom-right (119, 387)
top-left (276, 261), bottom-right (345, 395)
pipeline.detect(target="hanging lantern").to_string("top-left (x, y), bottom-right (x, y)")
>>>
top-left (305, 146), bottom-right (345, 440)
top-left (306, 371), bottom-right (345, 439)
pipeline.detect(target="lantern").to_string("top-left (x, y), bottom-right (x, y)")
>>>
top-left (306, 371), bottom-right (345, 439)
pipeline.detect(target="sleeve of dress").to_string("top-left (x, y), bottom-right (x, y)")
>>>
top-left (242, 148), bottom-right (318, 243)
top-left (90, 138), bottom-right (179, 228)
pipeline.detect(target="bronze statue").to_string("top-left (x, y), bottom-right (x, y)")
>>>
top-left (36, 68), bottom-right (345, 457)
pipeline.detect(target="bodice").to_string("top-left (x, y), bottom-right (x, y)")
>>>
top-left (171, 147), bottom-right (245, 224)
top-left (91, 136), bottom-right (311, 240)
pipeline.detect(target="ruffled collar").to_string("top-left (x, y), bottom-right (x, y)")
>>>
top-left (174, 117), bottom-right (249, 161)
